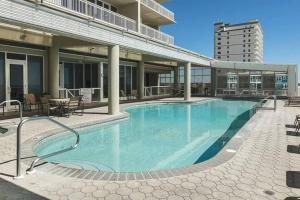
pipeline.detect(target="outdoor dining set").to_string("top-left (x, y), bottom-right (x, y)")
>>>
top-left (0, 94), bottom-right (84, 117)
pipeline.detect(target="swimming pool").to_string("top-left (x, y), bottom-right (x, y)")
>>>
top-left (35, 99), bottom-right (258, 172)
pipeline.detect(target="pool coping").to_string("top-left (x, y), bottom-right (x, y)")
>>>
top-left (21, 98), bottom-right (264, 181)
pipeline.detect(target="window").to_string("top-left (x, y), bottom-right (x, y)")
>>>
top-left (227, 36), bottom-right (229, 39)
top-left (64, 63), bottom-right (74, 89)
top-left (248, 44), bottom-right (251, 47)
top-left (249, 29), bottom-right (251, 32)
top-left (248, 59), bottom-right (251, 62)
top-left (218, 38), bottom-right (221, 41)
top-left (227, 51), bottom-right (229, 54)
top-left (28, 56), bottom-right (44, 97)
top-left (248, 34), bottom-right (251, 37)
top-left (244, 30), bottom-right (246, 33)
top-left (244, 35), bottom-right (246, 37)
top-left (243, 40), bottom-right (246, 42)
top-left (248, 49), bottom-right (251, 52)
top-left (248, 39), bottom-right (251, 42)
top-left (248, 54), bottom-right (251, 57)
top-left (218, 33), bottom-right (221, 36)
top-left (218, 52), bottom-right (221, 54)
top-left (104, 3), bottom-right (110, 9)
top-left (243, 49), bottom-right (245, 52)
top-left (227, 46), bottom-right (229, 49)
top-left (97, 0), bottom-right (103, 6)
top-left (218, 56), bottom-right (221, 59)
top-left (75, 64), bottom-right (84, 89)
top-left (243, 44), bottom-right (245, 47)
top-left (227, 41), bottom-right (229, 44)
top-left (111, 6), bottom-right (117, 12)
top-left (227, 32), bottom-right (230, 35)
top-left (243, 59), bottom-right (245, 62)
top-left (243, 54), bottom-right (245, 57)
top-left (218, 47), bottom-right (221, 50)
top-left (218, 42), bottom-right (221, 45)
top-left (7, 53), bottom-right (26, 60)
top-left (227, 56), bottom-right (229, 58)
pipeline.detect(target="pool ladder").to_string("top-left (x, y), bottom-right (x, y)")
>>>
top-left (15, 116), bottom-right (80, 178)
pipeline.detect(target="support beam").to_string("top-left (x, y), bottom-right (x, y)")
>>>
top-left (48, 43), bottom-right (60, 98)
top-left (288, 65), bottom-right (298, 97)
top-left (174, 66), bottom-right (179, 94)
top-left (184, 62), bottom-right (191, 101)
top-left (139, 61), bottom-right (145, 99)
top-left (108, 45), bottom-right (120, 115)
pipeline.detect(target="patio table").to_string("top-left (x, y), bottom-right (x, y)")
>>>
top-left (48, 98), bottom-right (70, 116)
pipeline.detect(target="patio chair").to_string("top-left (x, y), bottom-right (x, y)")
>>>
top-left (131, 90), bottom-right (138, 100)
top-left (120, 90), bottom-right (129, 101)
top-left (63, 96), bottom-right (84, 117)
top-left (24, 94), bottom-right (41, 112)
top-left (40, 96), bottom-right (59, 116)
top-left (174, 87), bottom-right (183, 97)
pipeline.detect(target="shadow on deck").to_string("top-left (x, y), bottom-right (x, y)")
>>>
top-left (0, 177), bottom-right (48, 200)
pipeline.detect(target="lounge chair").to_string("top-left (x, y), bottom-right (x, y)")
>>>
top-left (288, 97), bottom-right (300, 106)
top-left (286, 115), bottom-right (300, 135)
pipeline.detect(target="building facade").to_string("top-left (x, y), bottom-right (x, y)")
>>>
top-left (0, 0), bottom-right (297, 116)
top-left (214, 20), bottom-right (263, 63)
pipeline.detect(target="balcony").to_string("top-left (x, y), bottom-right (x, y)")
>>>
top-left (140, 0), bottom-right (175, 25)
top-left (42, 0), bottom-right (174, 45)
top-left (141, 24), bottom-right (174, 45)
top-left (43, 0), bottom-right (137, 31)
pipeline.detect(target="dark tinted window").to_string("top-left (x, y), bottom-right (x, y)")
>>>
top-left (7, 53), bottom-right (26, 60)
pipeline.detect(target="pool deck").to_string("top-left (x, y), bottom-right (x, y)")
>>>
top-left (1, 97), bottom-right (300, 199)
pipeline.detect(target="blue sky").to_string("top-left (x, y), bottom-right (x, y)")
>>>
top-left (161, 0), bottom-right (300, 77)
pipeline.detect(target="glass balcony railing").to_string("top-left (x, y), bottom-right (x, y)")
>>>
top-left (140, 0), bottom-right (175, 21)
top-left (141, 24), bottom-right (174, 45)
top-left (43, 0), bottom-right (137, 31)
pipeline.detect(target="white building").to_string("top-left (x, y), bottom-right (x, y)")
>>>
top-left (214, 20), bottom-right (263, 63)
top-left (0, 0), bottom-right (297, 116)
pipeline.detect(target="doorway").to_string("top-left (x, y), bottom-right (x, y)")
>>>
top-left (6, 59), bottom-right (27, 103)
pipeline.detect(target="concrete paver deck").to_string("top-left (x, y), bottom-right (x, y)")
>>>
top-left (0, 98), bottom-right (300, 200)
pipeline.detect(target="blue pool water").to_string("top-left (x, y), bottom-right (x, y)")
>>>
top-left (35, 100), bottom-right (258, 172)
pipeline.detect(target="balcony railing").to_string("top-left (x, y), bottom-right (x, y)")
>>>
top-left (141, 24), bottom-right (174, 45)
top-left (43, 0), bottom-right (137, 31)
top-left (140, 0), bottom-right (175, 21)
top-left (144, 86), bottom-right (173, 97)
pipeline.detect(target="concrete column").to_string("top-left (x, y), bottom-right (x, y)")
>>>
top-left (48, 43), bottom-right (60, 98)
top-left (137, 0), bottom-right (141, 33)
top-left (184, 62), bottom-right (191, 101)
top-left (288, 65), bottom-right (298, 97)
top-left (138, 61), bottom-right (145, 99)
top-left (108, 45), bottom-right (120, 115)
top-left (211, 68), bottom-right (217, 97)
top-left (174, 66), bottom-right (179, 95)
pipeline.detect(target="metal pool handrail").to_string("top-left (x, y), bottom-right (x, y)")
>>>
top-left (256, 95), bottom-right (277, 111)
top-left (15, 116), bottom-right (80, 178)
top-left (0, 100), bottom-right (23, 122)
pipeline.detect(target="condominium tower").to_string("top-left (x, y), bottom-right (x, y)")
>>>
top-left (214, 20), bottom-right (263, 63)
